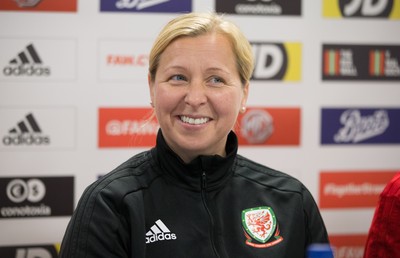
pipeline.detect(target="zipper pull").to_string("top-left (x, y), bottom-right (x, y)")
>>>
top-left (202, 171), bottom-right (207, 190)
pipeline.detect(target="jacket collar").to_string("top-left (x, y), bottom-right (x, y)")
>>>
top-left (151, 129), bottom-right (238, 192)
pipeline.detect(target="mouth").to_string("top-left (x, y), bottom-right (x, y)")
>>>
top-left (179, 115), bottom-right (210, 125)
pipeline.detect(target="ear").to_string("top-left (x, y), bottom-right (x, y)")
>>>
top-left (148, 73), bottom-right (155, 106)
top-left (240, 82), bottom-right (249, 112)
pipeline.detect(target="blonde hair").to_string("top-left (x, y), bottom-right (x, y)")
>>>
top-left (148, 12), bottom-right (254, 86)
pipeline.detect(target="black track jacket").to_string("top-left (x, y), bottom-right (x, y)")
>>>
top-left (60, 130), bottom-right (329, 258)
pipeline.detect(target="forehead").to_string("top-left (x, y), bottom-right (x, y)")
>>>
top-left (159, 33), bottom-right (236, 67)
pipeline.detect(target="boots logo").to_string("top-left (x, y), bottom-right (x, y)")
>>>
top-left (3, 43), bottom-right (50, 77)
top-left (251, 42), bottom-right (301, 81)
top-left (242, 206), bottom-right (283, 248)
top-left (115, 0), bottom-right (170, 10)
top-left (323, 0), bottom-right (400, 19)
top-left (100, 0), bottom-right (192, 13)
top-left (2, 113), bottom-right (50, 146)
top-left (321, 108), bottom-right (400, 144)
top-left (334, 109), bottom-right (389, 143)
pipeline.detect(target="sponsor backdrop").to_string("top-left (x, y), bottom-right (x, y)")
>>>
top-left (0, 0), bottom-right (400, 257)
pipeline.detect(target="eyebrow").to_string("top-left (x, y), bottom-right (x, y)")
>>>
top-left (161, 65), bottom-right (186, 73)
top-left (205, 67), bottom-right (230, 75)
top-left (160, 64), bottom-right (232, 78)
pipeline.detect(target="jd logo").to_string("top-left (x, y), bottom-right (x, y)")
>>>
top-left (340, 0), bottom-right (393, 17)
top-left (251, 43), bottom-right (287, 80)
top-left (16, 248), bottom-right (52, 258)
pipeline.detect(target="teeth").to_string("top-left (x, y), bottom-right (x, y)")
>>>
top-left (180, 116), bottom-right (209, 125)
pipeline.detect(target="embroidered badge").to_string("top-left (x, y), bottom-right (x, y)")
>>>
top-left (242, 206), bottom-right (283, 248)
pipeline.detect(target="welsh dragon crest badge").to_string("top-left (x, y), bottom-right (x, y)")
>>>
top-left (242, 206), bottom-right (283, 248)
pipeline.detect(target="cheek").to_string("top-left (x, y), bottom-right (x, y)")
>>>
top-left (154, 86), bottom-right (181, 111)
top-left (213, 92), bottom-right (242, 116)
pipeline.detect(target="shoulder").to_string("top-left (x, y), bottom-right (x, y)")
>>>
top-left (381, 172), bottom-right (400, 197)
top-left (234, 154), bottom-right (306, 195)
top-left (78, 150), bottom-right (159, 208)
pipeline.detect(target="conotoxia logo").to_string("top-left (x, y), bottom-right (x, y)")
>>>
top-left (323, 0), bottom-right (400, 19)
top-left (319, 171), bottom-right (397, 208)
top-left (329, 234), bottom-right (368, 258)
top-left (0, 244), bottom-right (60, 258)
top-left (321, 108), bottom-right (400, 144)
top-left (215, 0), bottom-right (301, 16)
top-left (100, 0), bottom-right (192, 13)
top-left (322, 44), bottom-right (400, 81)
top-left (99, 108), bottom-right (159, 148)
top-left (236, 107), bottom-right (300, 146)
top-left (0, 0), bottom-right (77, 12)
top-left (0, 176), bottom-right (74, 218)
top-left (251, 42), bottom-right (302, 81)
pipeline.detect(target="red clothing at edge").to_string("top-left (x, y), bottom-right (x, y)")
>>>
top-left (363, 172), bottom-right (400, 258)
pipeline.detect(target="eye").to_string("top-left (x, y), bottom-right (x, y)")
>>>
top-left (170, 74), bottom-right (187, 81)
top-left (209, 76), bottom-right (225, 85)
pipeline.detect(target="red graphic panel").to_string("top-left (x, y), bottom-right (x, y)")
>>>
top-left (0, 0), bottom-right (77, 12)
top-left (319, 171), bottom-right (397, 209)
top-left (236, 107), bottom-right (300, 146)
top-left (329, 234), bottom-right (368, 258)
top-left (98, 108), bottom-right (158, 148)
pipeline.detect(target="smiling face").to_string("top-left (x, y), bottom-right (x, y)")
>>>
top-left (148, 33), bottom-right (248, 163)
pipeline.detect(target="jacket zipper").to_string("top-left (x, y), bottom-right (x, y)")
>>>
top-left (201, 171), bottom-right (221, 258)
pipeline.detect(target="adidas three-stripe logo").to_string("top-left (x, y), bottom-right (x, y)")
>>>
top-left (9, 44), bottom-right (42, 65)
top-left (3, 112), bottom-right (50, 146)
top-left (3, 43), bottom-right (50, 77)
top-left (145, 219), bottom-right (177, 244)
top-left (9, 113), bottom-right (42, 134)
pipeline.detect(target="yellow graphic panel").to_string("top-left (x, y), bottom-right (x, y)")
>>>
top-left (284, 43), bottom-right (302, 81)
top-left (55, 243), bottom-right (61, 253)
top-left (390, 0), bottom-right (400, 18)
top-left (323, 0), bottom-right (341, 18)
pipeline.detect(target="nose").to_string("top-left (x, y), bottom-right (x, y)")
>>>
top-left (184, 80), bottom-right (207, 108)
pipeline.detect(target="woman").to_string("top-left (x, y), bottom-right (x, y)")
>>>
top-left (60, 12), bottom-right (329, 258)
top-left (363, 172), bottom-right (400, 258)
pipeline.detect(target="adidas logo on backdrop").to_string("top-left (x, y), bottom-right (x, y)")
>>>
top-left (145, 219), bottom-right (177, 244)
top-left (2, 113), bottom-right (50, 146)
top-left (3, 43), bottom-right (51, 76)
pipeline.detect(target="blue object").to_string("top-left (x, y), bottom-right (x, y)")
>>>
top-left (307, 243), bottom-right (334, 258)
